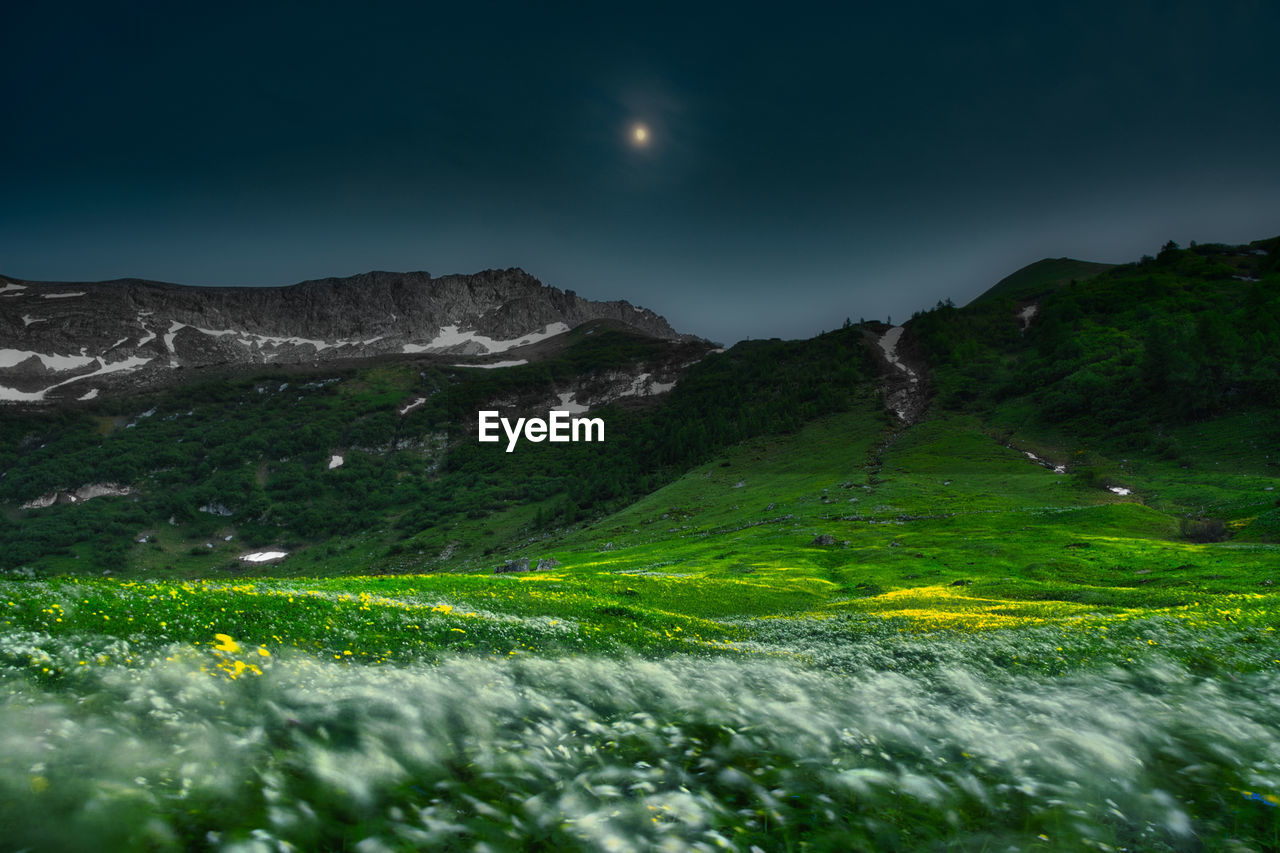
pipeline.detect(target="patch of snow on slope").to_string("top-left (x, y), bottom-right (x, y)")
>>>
top-left (398, 397), bottom-right (428, 415)
top-left (190, 326), bottom-right (386, 353)
top-left (1018, 304), bottom-right (1039, 332)
top-left (328, 455), bottom-right (344, 469)
top-left (41, 291), bottom-right (86, 299)
top-left (1109, 486), bottom-right (1132, 496)
top-left (69, 356), bottom-right (152, 383)
top-left (164, 322), bottom-right (186, 352)
top-left (4, 356), bottom-right (156, 401)
top-left (625, 373), bottom-right (651, 396)
top-left (449, 360), bottom-right (528, 369)
top-left (21, 315), bottom-right (45, 327)
top-left (1020, 448), bottom-right (1067, 475)
top-left (0, 349), bottom-right (98, 370)
top-left (877, 327), bottom-right (917, 384)
top-left (404, 322), bottom-right (570, 355)
top-left (555, 392), bottom-right (590, 414)
top-left (240, 551), bottom-right (288, 563)
top-left (0, 385), bottom-right (48, 402)
top-left (877, 325), bottom-right (922, 421)
top-left (79, 388), bottom-right (99, 401)
top-left (0, 283), bottom-right (27, 295)
top-left (616, 372), bottom-right (675, 398)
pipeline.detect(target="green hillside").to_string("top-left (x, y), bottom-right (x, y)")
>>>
top-left (0, 322), bottom-right (875, 576)
top-left (966, 256), bottom-right (1115, 306)
top-left (2, 237), bottom-right (1279, 851)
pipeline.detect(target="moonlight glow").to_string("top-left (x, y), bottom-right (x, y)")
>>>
top-left (631, 123), bottom-right (650, 146)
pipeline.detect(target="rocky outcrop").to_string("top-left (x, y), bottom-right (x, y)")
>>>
top-left (0, 269), bottom-right (697, 404)
top-left (21, 482), bottom-right (133, 509)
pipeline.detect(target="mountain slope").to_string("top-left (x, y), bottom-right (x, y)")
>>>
top-left (1, 235), bottom-right (1276, 577)
top-left (0, 268), bottom-right (693, 403)
top-left (0, 323), bottom-right (876, 574)
top-left (2, 239), bottom-right (1278, 853)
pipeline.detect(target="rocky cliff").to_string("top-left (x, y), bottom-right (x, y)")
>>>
top-left (0, 268), bottom-right (694, 403)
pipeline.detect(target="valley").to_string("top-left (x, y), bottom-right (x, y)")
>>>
top-left (1, 238), bottom-right (1278, 851)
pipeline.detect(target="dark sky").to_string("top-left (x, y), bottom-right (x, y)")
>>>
top-left (3, 1), bottom-right (1278, 343)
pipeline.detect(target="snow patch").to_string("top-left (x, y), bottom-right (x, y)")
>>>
top-left (449, 360), bottom-right (529, 369)
top-left (60, 356), bottom-right (151, 385)
top-left (0, 283), bottom-right (27, 295)
top-left (0, 354), bottom-right (153, 402)
top-left (555, 392), bottom-right (590, 415)
top-left (240, 550), bottom-right (288, 563)
top-left (878, 327), bottom-right (915, 380)
top-left (1018, 447), bottom-right (1067, 475)
top-left (0, 385), bottom-right (47, 402)
top-left (21, 315), bottom-right (45, 327)
top-left (78, 388), bottom-right (99, 401)
top-left (0, 349), bottom-right (97, 370)
top-left (164, 322), bottom-right (186, 352)
top-left (1018, 304), bottom-right (1039, 332)
top-left (134, 315), bottom-right (158, 346)
top-left (398, 397), bottom-right (428, 416)
top-left (41, 291), bottom-right (86, 299)
top-left (1108, 486), bottom-right (1132, 496)
top-left (328, 454), bottom-right (344, 469)
top-left (186, 325), bottom-right (387, 355)
top-left (404, 322), bottom-right (570, 355)
top-left (877, 326), bottom-right (921, 420)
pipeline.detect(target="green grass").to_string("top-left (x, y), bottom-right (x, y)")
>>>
top-left (3, 238), bottom-right (1280, 847)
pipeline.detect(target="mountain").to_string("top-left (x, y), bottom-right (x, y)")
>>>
top-left (2, 238), bottom-right (1278, 852)
top-left (0, 235), bottom-right (1276, 577)
top-left (0, 268), bottom-right (694, 404)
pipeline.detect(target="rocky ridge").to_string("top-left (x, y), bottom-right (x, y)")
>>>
top-left (0, 269), bottom-right (695, 404)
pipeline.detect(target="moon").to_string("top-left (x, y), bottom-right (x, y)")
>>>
top-left (630, 122), bottom-right (650, 146)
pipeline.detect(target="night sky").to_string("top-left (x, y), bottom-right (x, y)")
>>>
top-left (3, 1), bottom-right (1278, 344)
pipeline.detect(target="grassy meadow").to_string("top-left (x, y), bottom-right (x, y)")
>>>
top-left (4, 404), bottom-right (1279, 850)
top-left (4, 242), bottom-right (1280, 848)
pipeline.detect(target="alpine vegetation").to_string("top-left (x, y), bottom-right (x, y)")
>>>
top-left (3, 628), bottom-right (1280, 852)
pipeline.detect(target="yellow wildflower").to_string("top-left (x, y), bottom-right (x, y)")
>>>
top-left (213, 634), bottom-right (241, 653)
